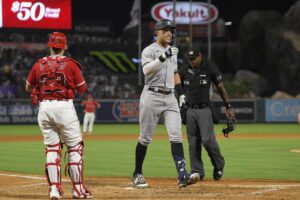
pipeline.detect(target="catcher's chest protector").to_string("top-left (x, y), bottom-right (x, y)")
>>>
top-left (38, 56), bottom-right (68, 93)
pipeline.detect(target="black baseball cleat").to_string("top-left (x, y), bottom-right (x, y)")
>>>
top-left (213, 169), bottom-right (223, 181)
top-left (178, 172), bottom-right (191, 188)
top-left (132, 173), bottom-right (149, 189)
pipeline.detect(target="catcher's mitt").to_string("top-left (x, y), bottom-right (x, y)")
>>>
top-left (222, 117), bottom-right (236, 138)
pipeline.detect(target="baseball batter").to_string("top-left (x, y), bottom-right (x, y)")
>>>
top-left (132, 19), bottom-right (190, 189)
top-left (26, 32), bottom-right (92, 199)
top-left (82, 94), bottom-right (101, 134)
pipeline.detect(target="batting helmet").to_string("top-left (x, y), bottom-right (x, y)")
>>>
top-left (154, 19), bottom-right (175, 30)
top-left (47, 32), bottom-right (67, 49)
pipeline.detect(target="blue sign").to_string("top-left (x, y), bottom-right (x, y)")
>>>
top-left (265, 99), bottom-right (300, 122)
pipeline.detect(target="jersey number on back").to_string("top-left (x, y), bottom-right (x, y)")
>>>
top-left (39, 72), bottom-right (66, 87)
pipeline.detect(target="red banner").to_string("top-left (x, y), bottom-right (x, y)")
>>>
top-left (1, 0), bottom-right (71, 29)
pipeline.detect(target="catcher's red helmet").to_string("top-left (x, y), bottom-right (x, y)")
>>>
top-left (47, 32), bottom-right (67, 49)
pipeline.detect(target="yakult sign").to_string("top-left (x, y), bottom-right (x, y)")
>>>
top-left (151, 2), bottom-right (218, 25)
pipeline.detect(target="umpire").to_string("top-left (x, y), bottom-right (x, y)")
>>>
top-left (176, 47), bottom-right (235, 183)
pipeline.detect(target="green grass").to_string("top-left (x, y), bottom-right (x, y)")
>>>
top-left (0, 123), bottom-right (299, 135)
top-left (0, 123), bottom-right (299, 180)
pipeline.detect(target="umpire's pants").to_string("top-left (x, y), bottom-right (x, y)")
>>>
top-left (186, 106), bottom-right (225, 176)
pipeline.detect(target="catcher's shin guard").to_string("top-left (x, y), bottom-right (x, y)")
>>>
top-left (45, 143), bottom-right (63, 198)
top-left (67, 142), bottom-right (92, 199)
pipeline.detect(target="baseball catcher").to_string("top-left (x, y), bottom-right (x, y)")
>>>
top-left (25, 32), bottom-right (92, 199)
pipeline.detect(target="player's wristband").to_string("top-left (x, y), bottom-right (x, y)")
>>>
top-left (225, 102), bottom-right (232, 109)
top-left (175, 84), bottom-right (184, 96)
top-left (159, 54), bottom-right (166, 62)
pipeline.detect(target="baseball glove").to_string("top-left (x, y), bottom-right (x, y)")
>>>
top-left (222, 117), bottom-right (236, 138)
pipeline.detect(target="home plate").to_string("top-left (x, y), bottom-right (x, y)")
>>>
top-left (290, 149), bottom-right (300, 153)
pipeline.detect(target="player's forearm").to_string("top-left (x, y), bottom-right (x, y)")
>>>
top-left (77, 83), bottom-right (87, 95)
top-left (216, 83), bottom-right (231, 108)
top-left (142, 59), bottom-right (162, 76)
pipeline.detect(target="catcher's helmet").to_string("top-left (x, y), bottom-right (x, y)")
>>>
top-left (154, 19), bottom-right (175, 30)
top-left (48, 32), bottom-right (67, 49)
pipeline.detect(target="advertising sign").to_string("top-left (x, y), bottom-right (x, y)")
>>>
top-left (0, 0), bottom-right (71, 29)
top-left (151, 2), bottom-right (218, 25)
top-left (265, 99), bottom-right (300, 122)
top-left (0, 99), bottom-right (258, 124)
top-left (94, 100), bottom-right (139, 123)
top-left (213, 100), bottom-right (255, 122)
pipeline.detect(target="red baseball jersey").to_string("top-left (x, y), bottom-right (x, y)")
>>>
top-left (26, 55), bottom-right (86, 100)
top-left (82, 100), bottom-right (100, 113)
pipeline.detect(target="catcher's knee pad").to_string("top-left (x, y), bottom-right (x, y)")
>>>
top-left (45, 143), bottom-right (63, 194)
top-left (67, 141), bottom-right (91, 198)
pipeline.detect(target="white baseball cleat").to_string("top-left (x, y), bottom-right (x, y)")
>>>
top-left (72, 188), bottom-right (92, 199)
top-left (49, 187), bottom-right (62, 200)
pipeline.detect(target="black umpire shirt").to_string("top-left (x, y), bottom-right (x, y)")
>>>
top-left (178, 61), bottom-right (222, 106)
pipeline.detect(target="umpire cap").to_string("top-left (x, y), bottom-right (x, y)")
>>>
top-left (154, 19), bottom-right (176, 30)
top-left (187, 47), bottom-right (202, 60)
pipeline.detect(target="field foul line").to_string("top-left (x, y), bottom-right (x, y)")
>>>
top-left (0, 172), bottom-right (71, 190)
top-left (0, 173), bottom-right (69, 182)
top-left (0, 173), bottom-right (45, 180)
top-left (0, 182), bottom-right (48, 190)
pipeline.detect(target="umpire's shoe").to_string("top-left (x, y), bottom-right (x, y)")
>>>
top-left (178, 172), bottom-right (191, 188)
top-left (132, 173), bottom-right (149, 189)
top-left (189, 172), bottom-right (205, 184)
top-left (213, 169), bottom-right (223, 181)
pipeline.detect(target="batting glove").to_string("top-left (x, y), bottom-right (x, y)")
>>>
top-left (159, 46), bottom-right (179, 62)
top-left (179, 94), bottom-right (186, 108)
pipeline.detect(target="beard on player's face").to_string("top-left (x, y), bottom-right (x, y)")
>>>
top-left (157, 32), bottom-right (172, 46)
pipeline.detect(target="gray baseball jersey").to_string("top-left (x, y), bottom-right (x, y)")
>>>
top-left (138, 42), bottom-right (182, 145)
top-left (142, 43), bottom-right (177, 89)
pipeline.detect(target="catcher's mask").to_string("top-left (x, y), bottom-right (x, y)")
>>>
top-left (48, 32), bottom-right (67, 49)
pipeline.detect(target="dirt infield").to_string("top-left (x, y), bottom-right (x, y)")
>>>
top-left (1, 171), bottom-right (300, 200)
top-left (1, 134), bottom-right (300, 199)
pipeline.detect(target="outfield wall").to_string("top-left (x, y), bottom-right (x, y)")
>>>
top-left (0, 99), bottom-right (299, 124)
